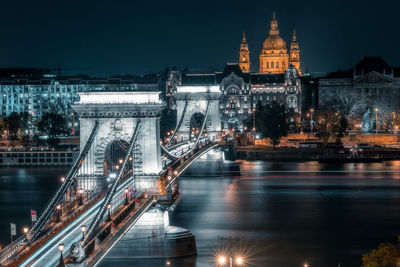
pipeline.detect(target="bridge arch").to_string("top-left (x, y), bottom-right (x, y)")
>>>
top-left (72, 91), bottom-right (165, 192)
top-left (174, 88), bottom-right (221, 141)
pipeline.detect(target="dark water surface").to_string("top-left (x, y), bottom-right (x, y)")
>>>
top-left (2, 157), bottom-right (400, 266)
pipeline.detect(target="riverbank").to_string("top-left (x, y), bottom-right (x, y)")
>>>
top-left (236, 146), bottom-right (400, 161)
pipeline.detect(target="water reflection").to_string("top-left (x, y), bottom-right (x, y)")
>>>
top-left (2, 159), bottom-right (400, 266)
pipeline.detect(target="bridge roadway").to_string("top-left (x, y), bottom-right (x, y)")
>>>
top-left (6, 139), bottom-right (216, 267)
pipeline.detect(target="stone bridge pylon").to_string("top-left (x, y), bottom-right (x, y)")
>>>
top-left (174, 85), bottom-right (221, 142)
top-left (72, 91), bottom-right (165, 193)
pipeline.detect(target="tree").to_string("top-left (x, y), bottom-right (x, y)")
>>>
top-left (37, 112), bottom-right (68, 148)
top-left (0, 119), bottom-right (6, 139)
top-left (4, 113), bottom-right (22, 147)
top-left (255, 101), bottom-right (289, 149)
top-left (362, 237), bottom-right (400, 267)
top-left (314, 109), bottom-right (347, 146)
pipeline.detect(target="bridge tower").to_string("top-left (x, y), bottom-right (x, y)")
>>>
top-left (72, 90), bottom-right (165, 193)
top-left (174, 85), bottom-right (222, 142)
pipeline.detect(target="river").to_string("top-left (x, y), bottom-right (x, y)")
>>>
top-left (1, 155), bottom-right (400, 266)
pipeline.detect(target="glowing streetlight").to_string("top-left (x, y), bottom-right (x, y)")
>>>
top-left (217, 255), bottom-right (244, 267)
top-left (218, 256), bottom-right (226, 264)
top-left (78, 188), bottom-right (84, 206)
top-left (165, 260), bottom-right (171, 266)
top-left (124, 188), bottom-right (129, 205)
top-left (106, 203), bottom-right (112, 222)
top-left (58, 243), bottom-right (65, 267)
top-left (252, 108), bottom-right (256, 133)
top-left (310, 108), bottom-right (315, 134)
top-left (375, 108), bottom-right (379, 135)
top-left (167, 175), bottom-right (172, 181)
top-left (23, 227), bottom-right (29, 234)
top-left (60, 177), bottom-right (65, 183)
top-left (80, 225), bottom-right (86, 240)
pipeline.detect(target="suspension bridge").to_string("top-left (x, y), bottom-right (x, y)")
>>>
top-left (0, 89), bottom-right (223, 267)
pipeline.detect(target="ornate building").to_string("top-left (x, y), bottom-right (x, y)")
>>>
top-left (165, 14), bottom-right (304, 131)
top-left (167, 63), bottom-right (302, 130)
top-left (289, 30), bottom-right (301, 75)
top-left (318, 57), bottom-right (400, 129)
top-left (257, 13), bottom-right (301, 75)
top-left (239, 32), bottom-right (250, 73)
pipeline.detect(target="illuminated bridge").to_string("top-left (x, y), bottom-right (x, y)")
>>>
top-left (0, 89), bottom-right (221, 267)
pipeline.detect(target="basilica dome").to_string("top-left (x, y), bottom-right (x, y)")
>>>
top-left (262, 34), bottom-right (286, 50)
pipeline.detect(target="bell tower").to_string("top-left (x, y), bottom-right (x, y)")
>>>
top-left (289, 30), bottom-right (302, 75)
top-left (239, 32), bottom-right (250, 73)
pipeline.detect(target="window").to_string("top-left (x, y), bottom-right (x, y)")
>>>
top-left (267, 62), bottom-right (269, 68)
top-left (271, 62), bottom-right (274, 68)
top-left (276, 62), bottom-right (279, 68)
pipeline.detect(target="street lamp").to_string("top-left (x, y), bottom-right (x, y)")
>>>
top-left (106, 203), bottom-right (112, 222)
top-left (78, 188), bottom-right (84, 206)
top-left (217, 255), bottom-right (244, 267)
top-left (124, 188), bottom-right (129, 205)
top-left (310, 108), bottom-right (314, 134)
top-left (218, 256), bottom-right (226, 265)
top-left (80, 225), bottom-right (86, 240)
top-left (60, 177), bottom-right (65, 183)
top-left (57, 243), bottom-right (65, 267)
top-left (375, 108), bottom-right (379, 135)
top-left (56, 204), bottom-right (62, 222)
top-left (23, 227), bottom-right (29, 235)
top-left (252, 108), bottom-right (256, 133)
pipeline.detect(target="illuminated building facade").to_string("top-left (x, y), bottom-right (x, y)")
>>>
top-left (0, 72), bottom-right (159, 123)
top-left (168, 63), bottom-right (302, 130)
top-left (258, 13), bottom-right (302, 75)
top-left (239, 32), bottom-right (250, 73)
top-left (318, 57), bottom-right (400, 128)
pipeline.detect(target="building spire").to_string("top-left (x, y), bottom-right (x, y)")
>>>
top-left (270, 12), bottom-right (279, 35)
top-left (239, 32), bottom-right (250, 73)
top-left (292, 29), bottom-right (297, 42)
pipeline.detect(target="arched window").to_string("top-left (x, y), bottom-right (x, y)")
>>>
top-left (267, 62), bottom-right (269, 68)
top-left (276, 61), bottom-right (279, 68)
top-left (271, 62), bottom-right (274, 68)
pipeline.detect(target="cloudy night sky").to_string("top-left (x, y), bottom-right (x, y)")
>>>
top-left (0, 0), bottom-right (399, 76)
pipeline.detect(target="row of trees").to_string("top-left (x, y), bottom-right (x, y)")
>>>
top-left (249, 101), bottom-right (349, 148)
top-left (0, 112), bottom-right (69, 147)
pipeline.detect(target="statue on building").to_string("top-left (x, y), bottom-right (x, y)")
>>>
top-left (361, 108), bottom-right (372, 133)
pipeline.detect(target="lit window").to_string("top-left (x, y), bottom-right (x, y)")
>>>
top-left (276, 62), bottom-right (279, 68)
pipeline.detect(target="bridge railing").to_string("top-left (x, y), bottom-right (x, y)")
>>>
top-left (85, 196), bottom-right (156, 267)
top-left (83, 120), bottom-right (142, 246)
top-left (7, 192), bottom-right (104, 267)
top-left (165, 100), bottom-right (188, 147)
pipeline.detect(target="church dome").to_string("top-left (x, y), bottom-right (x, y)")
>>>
top-left (263, 34), bottom-right (286, 50)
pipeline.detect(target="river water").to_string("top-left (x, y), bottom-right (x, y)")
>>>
top-left (2, 154), bottom-right (400, 266)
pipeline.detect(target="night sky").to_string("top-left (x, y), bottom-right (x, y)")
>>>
top-left (1, 0), bottom-right (399, 76)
